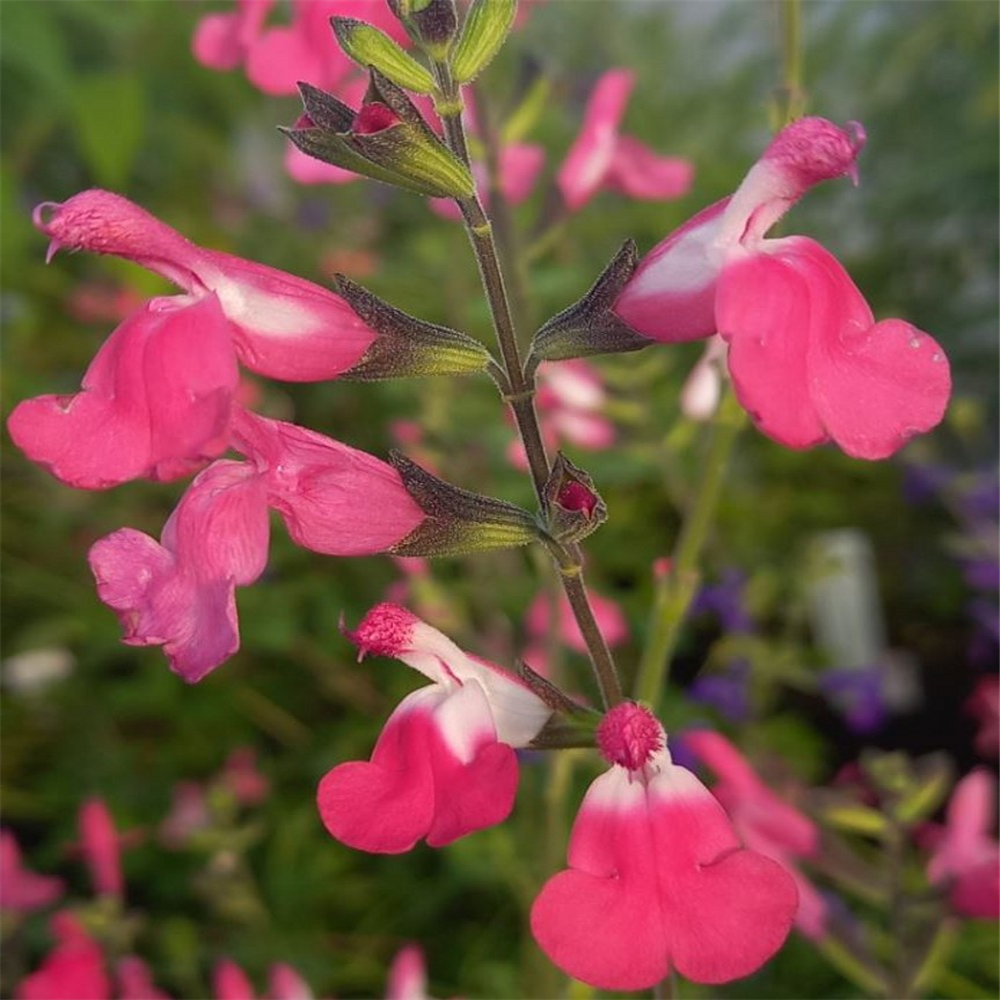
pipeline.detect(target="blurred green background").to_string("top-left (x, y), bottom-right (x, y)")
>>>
top-left (1, 2), bottom-right (997, 997)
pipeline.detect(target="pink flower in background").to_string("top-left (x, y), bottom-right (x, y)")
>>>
top-left (318, 604), bottom-right (551, 853)
top-left (557, 69), bottom-right (693, 211)
top-left (15, 912), bottom-right (110, 1000)
top-left (926, 769), bottom-right (1000, 919)
top-left (614, 117), bottom-right (951, 459)
top-left (89, 459), bottom-right (270, 683)
top-left (680, 334), bottom-right (728, 422)
top-left (522, 587), bottom-right (627, 677)
top-left (158, 781), bottom-right (211, 849)
top-left (385, 946), bottom-right (431, 1000)
top-left (966, 675), bottom-right (1000, 759)
top-left (32, 190), bottom-right (378, 381)
top-left (0, 831), bottom-right (64, 915)
top-left (221, 746), bottom-right (270, 806)
top-left (508, 360), bottom-right (615, 471)
top-left (116, 956), bottom-right (172, 1000)
top-left (212, 957), bottom-right (314, 1000)
top-left (191, 0), bottom-right (274, 73)
top-left (683, 729), bottom-right (827, 940)
top-left (531, 703), bottom-right (797, 989)
top-left (8, 295), bottom-right (238, 490)
top-left (78, 799), bottom-right (125, 901)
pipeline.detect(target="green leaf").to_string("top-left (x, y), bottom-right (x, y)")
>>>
top-left (451, 0), bottom-right (517, 83)
top-left (332, 17), bottom-right (437, 94)
top-left (820, 803), bottom-right (889, 837)
top-left (70, 73), bottom-right (144, 188)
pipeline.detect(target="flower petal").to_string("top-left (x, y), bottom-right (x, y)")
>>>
top-left (606, 135), bottom-right (693, 202)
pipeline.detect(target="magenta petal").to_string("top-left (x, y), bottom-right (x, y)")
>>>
top-left (721, 237), bottom-right (951, 458)
top-left (613, 199), bottom-right (729, 343)
top-left (191, 13), bottom-right (245, 70)
top-left (557, 69), bottom-right (635, 211)
top-left (500, 143), bottom-right (545, 205)
top-left (717, 243), bottom-right (827, 449)
top-left (0, 832), bottom-right (64, 915)
top-left (232, 410), bottom-right (424, 555)
top-left (317, 699), bottom-right (438, 854)
top-left (606, 135), bottom-right (694, 202)
top-left (7, 295), bottom-right (237, 489)
top-left (244, 26), bottom-right (317, 95)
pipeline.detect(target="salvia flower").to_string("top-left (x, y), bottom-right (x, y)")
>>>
top-left (531, 703), bottom-right (797, 990)
top-left (31, 189), bottom-right (379, 381)
top-left (614, 117), bottom-right (951, 460)
top-left (926, 768), bottom-right (1000, 919)
top-left (318, 603), bottom-right (552, 853)
top-left (78, 798), bottom-right (125, 902)
top-left (89, 409), bottom-right (424, 682)
top-left (0, 831), bottom-right (64, 915)
top-left (558, 69), bottom-right (693, 211)
top-left (15, 912), bottom-right (110, 1000)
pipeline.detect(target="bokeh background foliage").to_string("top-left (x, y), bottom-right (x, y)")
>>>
top-left (1, 2), bottom-right (998, 997)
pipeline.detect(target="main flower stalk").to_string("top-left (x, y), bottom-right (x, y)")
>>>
top-left (432, 61), bottom-right (623, 709)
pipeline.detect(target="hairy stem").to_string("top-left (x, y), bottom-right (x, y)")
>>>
top-left (433, 62), bottom-right (622, 708)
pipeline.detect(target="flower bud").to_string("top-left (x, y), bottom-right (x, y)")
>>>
top-left (541, 452), bottom-right (607, 544)
top-left (388, 0), bottom-right (458, 59)
top-left (389, 453), bottom-right (540, 556)
top-left (331, 16), bottom-right (437, 94)
top-left (334, 274), bottom-right (493, 379)
top-left (451, 0), bottom-right (518, 83)
top-left (528, 241), bottom-right (651, 369)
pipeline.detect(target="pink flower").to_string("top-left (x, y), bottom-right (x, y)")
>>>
top-left (524, 588), bottom-right (627, 656)
top-left (212, 959), bottom-right (313, 1000)
top-left (0, 831), bottom-right (64, 915)
top-left (683, 729), bottom-right (827, 940)
top-left (78, 799), bottom-right (124, 901)
top-left (213, 960), bottom-right (256, 1000)
top-left (318, 604), bottom-right (551, 853)
top-left (614, 117), bottom-right (951, 459)
top-left (385, 946), bottom-right (430, 1000)
top-left (89, 409), bottom-right (424, 681)
top-left (680, 335), bottom-right (728, 422)
top-left (116, 956), bottom-right (171, 1000)
top-left (159, 781), bottom-right (211, 849)
top-left (33, 190), bottom-right (378, 381)
top-left (530, 703), bottom-right (797, 990)
top-left (89, 459), bottom-right (270, 683)
top-left (926, 769), bottom-right (1000, 919)
top-left (557, 69), bottom-right (693, 212)
top-left (7, 295), bottom-right (238, 489)
top-left (191, 0), bottom-right (274, 73)
top-left (221, 747), bottom-right (270, 806)
top-left (15, 912), bottom-right (110, 1000)
top-left (508, 360), bottom-right (615, 471)
top-left (966, 675), bottom-right (1000, 759)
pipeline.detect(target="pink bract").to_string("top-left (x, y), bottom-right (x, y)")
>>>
top-left (531, 709), bottom-right (797, 989)
top-left (613, 117), bottom-right (951, 460)
top-left (7, 295), bottom-right (238, 490)
top-left (318, 604), bottom-right (551, 853)
top-left (557, 69), bottom-right (693, 211)
top-left (33, 189), bottom-right (378, 381)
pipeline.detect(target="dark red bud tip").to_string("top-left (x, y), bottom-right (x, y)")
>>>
top-left (353, 103), bottom-right (401, 135)
top-left (557, 480), bottom-right (599, 517)
top-left (294, 113), bottom-right (315, 129)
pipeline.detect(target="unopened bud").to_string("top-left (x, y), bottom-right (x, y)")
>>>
top-left (451, 0), bottom-right (517, 83)
top-left (332, 16), bottom-right (436, 94)
top-left (541, 452), bottom-right (607, 544)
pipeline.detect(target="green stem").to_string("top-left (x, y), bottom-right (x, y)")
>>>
top-left (433, 62), bottom-right (623, 709)
top-left (775, 0), bottom-right (806, 125)
top-left (633, 386), bottom-right (746, 708)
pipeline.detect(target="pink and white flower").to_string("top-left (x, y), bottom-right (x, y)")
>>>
top-left (89, 410), bottom-right (424, 682)
top-left (318, 604), bottom-right (551, 853)
top-left (683, 729), bottom-right (827, 940)
top-left (213, 959), bottom-right (314, 1000)
top-left (530, 703), bottom-right (797, 990)
top-left (614, 117), bottom-right (951, 460)
top-left (32, 190), bottom-right (378, 382)
top-left (7, 295), bottom-right (238, 490)
top-left (557, 69), bottom-right (693, 212)
top-left (926, 768), bottom-right (1000, 919)
top-left (0, 831), bottom-right (64, 915)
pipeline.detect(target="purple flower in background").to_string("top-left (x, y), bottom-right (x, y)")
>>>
top-left (691, 569), bottom-right (754, 634)
top-left (690, 659), bottom-right (752, 723)
top-left (820, 664), bottom-right (887, 735)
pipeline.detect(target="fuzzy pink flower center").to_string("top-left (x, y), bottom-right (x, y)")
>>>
top-left (762, 116), bottom-right (867, 186)
top-left (596, 702), bottom-right (664, 771)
